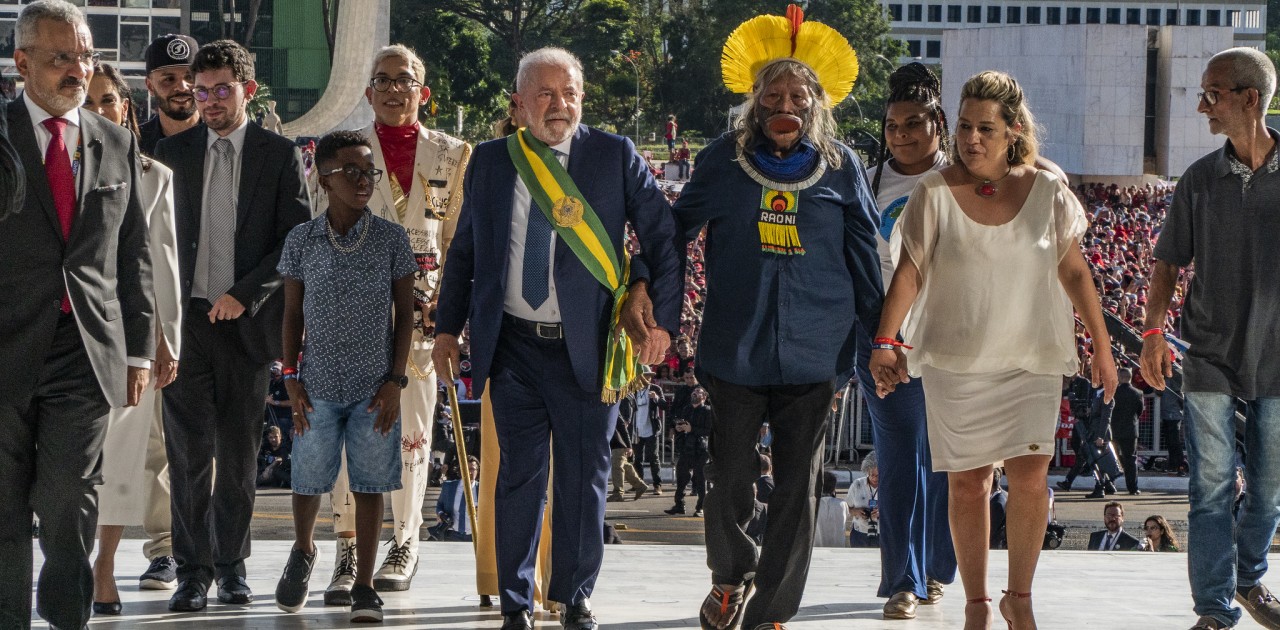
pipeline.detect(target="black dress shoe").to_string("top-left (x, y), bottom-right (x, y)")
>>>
top-left (92, 601), bottom-right (122, 616)
top-left (217, 575), bottom-right (254, 604)
top-left (168, 580), bottom-right (208, 612)
top-left (1129, 489), bottom-right (1142, 495)
top-left (501, 609), bottom-right (533, 630)
top-left (561, 599), bottom-right (598, 630)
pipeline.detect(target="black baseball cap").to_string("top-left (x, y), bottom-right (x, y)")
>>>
top-left (145, 34), bottom-right (197, 73)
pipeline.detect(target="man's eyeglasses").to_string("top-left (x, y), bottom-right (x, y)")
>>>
top-left (22, 48), bottom-right (100, 69)
top-left (1198, 86), bottom-right (1250, 106)
top-left (370, 76), bottom-right (422, 93)
top-left (194, 82), bottom-right (243, 102)
top-left (321, 165), bottom-right (384, 184)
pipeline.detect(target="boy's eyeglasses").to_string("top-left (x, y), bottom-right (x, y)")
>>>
top-left (370, 76), bottom-right (422, 93)
top-left (321, 166), bottom-right (384, 184)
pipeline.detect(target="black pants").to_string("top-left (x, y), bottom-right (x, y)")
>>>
top-left (701, 374), bottom-right (835, 628)
top-left (1114, 436), bottom-right (1138, 491)
top-left (163, 301), bottom-right (269, 587)
top-left (673, 452), bottom-right (707, 510)
top-left (634, 435), bottom-right (662, 487)
top-left (0, 313), bottom-right (109, 630)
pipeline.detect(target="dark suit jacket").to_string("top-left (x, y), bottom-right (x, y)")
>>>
top-left (154, 122), bottom-right (310, 363)
top-left (1110, 384), bottom-right (1144, 440)
top-left (0, 97), bottom-right (154, 409)
top-left (436, 125), bottom-right (682, 395)
top-left (1088, 529), bottom-right (1142, 551)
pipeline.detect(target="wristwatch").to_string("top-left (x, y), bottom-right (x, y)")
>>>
top-left (383, 373), bottom-right (409, 389)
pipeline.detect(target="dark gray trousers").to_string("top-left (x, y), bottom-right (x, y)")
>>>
top-left (701, 374), bottom-right (835, 628)
top-left (0, 313), bottom-right (109, 630)
top-left (163, 301), bottom-right (268, 587)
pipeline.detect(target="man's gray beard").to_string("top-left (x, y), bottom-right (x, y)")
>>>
top-left (30, 83), bottom-right (85, 115)
top-left (157, 97), bottom-right (196, 121)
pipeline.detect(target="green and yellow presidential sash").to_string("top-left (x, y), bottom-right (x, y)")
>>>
top-left (506, 128), bottom-right (644, 403)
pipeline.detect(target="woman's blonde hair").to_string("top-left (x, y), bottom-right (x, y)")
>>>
top-left (951, 70), bottom-right (1040, 166)
top-left (735, 58), bottom-right (844, 169)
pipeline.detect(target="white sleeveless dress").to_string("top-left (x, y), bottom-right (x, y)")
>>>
top-left (892, 170), bottom-right (1087, 471)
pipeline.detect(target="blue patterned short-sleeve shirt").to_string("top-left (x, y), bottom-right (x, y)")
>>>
top-left (278, 210), bottom-right (419, 403)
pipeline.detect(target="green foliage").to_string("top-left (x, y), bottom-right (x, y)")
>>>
top-left (247, 82), bottom-right (273, 120)
top-left (388, 0), bottom-right (901, 145)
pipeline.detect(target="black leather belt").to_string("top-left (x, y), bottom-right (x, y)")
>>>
top-left (503, 313), bottom-right (564, 340)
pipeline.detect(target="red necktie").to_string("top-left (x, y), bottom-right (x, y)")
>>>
top-left (42, 117), bottom-right (75, 313)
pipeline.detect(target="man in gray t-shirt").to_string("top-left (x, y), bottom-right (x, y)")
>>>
top-left (1140, 47), bottom-right (1280, 630)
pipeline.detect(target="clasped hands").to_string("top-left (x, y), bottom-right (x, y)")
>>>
top-left (868, 347), bottom-right (910, 398)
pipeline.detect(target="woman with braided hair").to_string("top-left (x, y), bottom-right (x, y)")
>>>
top-left (854, 62), bottom-right (957, 621)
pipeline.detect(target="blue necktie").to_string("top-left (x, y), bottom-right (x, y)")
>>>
top-left (522, 198), bottom-right (553, 310)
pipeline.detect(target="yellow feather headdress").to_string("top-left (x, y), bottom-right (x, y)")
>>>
top-left (721, 4), bottom-right (859, 107)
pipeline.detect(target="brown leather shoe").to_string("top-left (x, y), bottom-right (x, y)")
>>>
top-left (1189, 614), bottom-right (1234, 629)
top-left (1237, 583), bottom-right (1280, 629)
top-left (883, 591), bottom-right (918, 620)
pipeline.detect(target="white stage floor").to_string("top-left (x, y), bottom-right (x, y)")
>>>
top-left (38, 540), bottom-right (1271, 629)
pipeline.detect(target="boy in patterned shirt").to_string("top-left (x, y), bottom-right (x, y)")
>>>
top-left (273, 131), bottom-right (418, 622)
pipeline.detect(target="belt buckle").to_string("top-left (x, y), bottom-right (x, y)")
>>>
top-left (535, 322), bottom-right (561, 339)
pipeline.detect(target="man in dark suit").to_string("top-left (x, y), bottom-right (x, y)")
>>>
top-left (1110, 367), bottom-right (1146, 495)
top-left (154, 39), bottom-right (309, 612)
top-left (433, 47), bottom-right (681, 630)
top-left (1087, 501), bottom-right (1142, 551)
top-left (0, 2), bottom-right (154, 628)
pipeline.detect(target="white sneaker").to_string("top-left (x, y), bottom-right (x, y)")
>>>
top-left (323, 536), bottom-right (357, 606)
top-left (372, 539), bottom-right (417, 592)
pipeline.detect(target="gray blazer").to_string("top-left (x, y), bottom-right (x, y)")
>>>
top-left (0, 96), bottom-right (155, 409)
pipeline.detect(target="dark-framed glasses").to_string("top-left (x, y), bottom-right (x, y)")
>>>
top-left (321, 165), bottom-right (383, 184)
top-left (369, 76), bottom-right (422, 93)
top-left (22, 48), bottom-right (100, 69)
top-left (194, 82), bottom-right (243, 102)
top-left (1197, 86), bottom-right (1250, 106)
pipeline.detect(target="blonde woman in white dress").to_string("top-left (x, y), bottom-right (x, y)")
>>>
top-left (83, 63), bottom-right (183, 616)
top-left (869, 71), bottom-right (1117, 630)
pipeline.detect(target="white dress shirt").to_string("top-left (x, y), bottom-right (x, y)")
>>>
top-left (503, 137), bottom-right (572, 323)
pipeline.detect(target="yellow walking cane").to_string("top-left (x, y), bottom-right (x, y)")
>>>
top-left (443, 366), bottom-right (480, 553)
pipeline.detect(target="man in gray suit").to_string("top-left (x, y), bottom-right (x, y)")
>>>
top-left (0, 1), bottom-right (154, 628)
top-left (155, 38), bottom-right (310, 612)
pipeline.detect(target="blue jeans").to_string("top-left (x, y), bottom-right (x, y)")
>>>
top-left (291, 397), bottom-right (403, 495)
top-left (1184, 393), bottom-right (1280, 626)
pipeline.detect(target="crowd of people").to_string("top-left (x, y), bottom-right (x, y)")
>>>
top-left (4, 1), bottom-right (1278, 630)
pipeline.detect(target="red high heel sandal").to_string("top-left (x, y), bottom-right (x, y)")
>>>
top-left (1000, 590), bottom-right (1032, 630)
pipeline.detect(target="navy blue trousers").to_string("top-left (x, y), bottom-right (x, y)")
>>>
top-left (489, 325), bottom-right (616, 614)
top-left (857, 338), bottom-right (957, 600)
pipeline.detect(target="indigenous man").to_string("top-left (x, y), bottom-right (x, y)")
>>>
top-left (672, 7), bottom-right (882, 630)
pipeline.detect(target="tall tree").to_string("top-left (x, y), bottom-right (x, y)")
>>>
top-left (428, 0), bottom-right (589, 71)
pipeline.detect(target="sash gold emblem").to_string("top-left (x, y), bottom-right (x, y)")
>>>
top-left (552, 195), bottom-right (585, 227)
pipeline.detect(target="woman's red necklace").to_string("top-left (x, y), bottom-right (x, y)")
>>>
top-left (962, 162), bottom-right (1012, 198)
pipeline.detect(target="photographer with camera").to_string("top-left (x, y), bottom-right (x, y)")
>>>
top-left (664, 386), bottom-right (712, 517)
top-left (847, 452), bottom-right (881, 548)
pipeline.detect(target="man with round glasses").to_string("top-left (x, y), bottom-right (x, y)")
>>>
top-left (308, 43), bottom-right (472, 601)
top-left (153, 38), bottom-right (311, 612)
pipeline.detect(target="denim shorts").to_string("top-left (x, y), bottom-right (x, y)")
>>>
top-left (291, 397), bottom-right (403, 495)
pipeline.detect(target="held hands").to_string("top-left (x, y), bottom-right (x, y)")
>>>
top-left (367, 382), bottom-right (401, 436)
top-left (208, 294), bottom-right (246, 323)
top-left (432, 333), bottom-right (462, 383)
top-left (1138, 334), bottom-right (1174, 390)
top-left (868, 347), bottom-right (910, 398)
top-left (619, 280), bottom-right (669, 366)
top-left (1093, 351), bottom-right (1119, 403)
top-left (125, 366), bottom-right (150, 407)
top-left (286, 379), bottom-right (314, 437)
